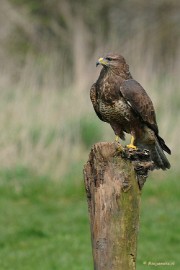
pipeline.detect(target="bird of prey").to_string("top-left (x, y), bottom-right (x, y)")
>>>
top-left (90, 54), bottom-right (171, 170)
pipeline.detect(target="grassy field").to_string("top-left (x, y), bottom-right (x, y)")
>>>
top-left (0, 2), bottom-right (179, 269)
top-left (0, 54), bottom-right (178, 269)
top-left (0, 166), bottom-right (179, 270)
top-left (0, 65), bottom-right (179, 269)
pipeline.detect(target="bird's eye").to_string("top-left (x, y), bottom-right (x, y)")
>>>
top-left (106, 57), bottom-right (112, 61)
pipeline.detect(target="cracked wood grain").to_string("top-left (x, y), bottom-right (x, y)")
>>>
top-left (83, 142), bottom-right (142, 270)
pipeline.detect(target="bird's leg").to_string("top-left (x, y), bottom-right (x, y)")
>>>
top-left (114, 135), bottom-right (123, 151)
top-left (126, 136), bottom-right (137, 150)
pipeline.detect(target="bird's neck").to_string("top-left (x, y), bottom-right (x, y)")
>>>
top-left (100, 67), bottom-right (132, 83)
top-left (110, 68), bottom-right (133, 80)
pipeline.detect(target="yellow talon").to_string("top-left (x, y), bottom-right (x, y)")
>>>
top-left (114, 135), bottom-right (123, 152)
top-left (126, 136), bottom-right (137, 150)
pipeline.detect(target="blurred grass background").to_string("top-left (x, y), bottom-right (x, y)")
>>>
top-left (0, 0), bottom-right (179, 269)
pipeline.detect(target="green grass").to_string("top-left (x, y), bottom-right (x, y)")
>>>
top-left (137, 173), bottom-right (180, 269)
top-left (0, 167), bottom-right (179, 269)
top-left (0, 167), bottom-right (92, 270)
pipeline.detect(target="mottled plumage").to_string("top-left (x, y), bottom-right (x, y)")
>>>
top-left (90, 54), bottom-right (171, 170)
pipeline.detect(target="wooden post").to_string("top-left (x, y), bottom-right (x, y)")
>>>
top-left (83, 142), bottom-right (153, 270)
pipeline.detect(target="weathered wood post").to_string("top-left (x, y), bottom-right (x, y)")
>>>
top-left (83, 142), bottom-right (153, 270)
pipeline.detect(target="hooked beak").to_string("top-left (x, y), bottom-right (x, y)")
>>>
top-left (96, 57), bottom-right (108, 67)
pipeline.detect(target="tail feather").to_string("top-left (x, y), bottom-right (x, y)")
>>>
top-left (136, 136), bottom-right (171, 170)
top-left (156, 134), bottom-right (171, 155)
top-left (153, 139), bottom-right (171, 170)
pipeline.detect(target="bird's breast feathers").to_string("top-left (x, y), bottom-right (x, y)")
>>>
top-left (96, 78), bottom-right (132, 123)
top-left (98, 97), bottom-right (132, 123)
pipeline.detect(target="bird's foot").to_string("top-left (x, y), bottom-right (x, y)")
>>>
top-left (115, 135), bottom-right (120, 143)
top-left (126, 136), bottom-right (137, 150)
top-left (126, 144), bottom-right (137, 150)
top-left (117, 144), bottom-right (124, 152)
top-left (114, 136), bottom-right (123, 152)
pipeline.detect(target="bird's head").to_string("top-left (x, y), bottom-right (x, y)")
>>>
top-left (96, 54), bottom-right (131, 78)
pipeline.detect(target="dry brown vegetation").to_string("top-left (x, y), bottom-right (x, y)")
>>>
top-left (0, 0), bottom-right (179, 179)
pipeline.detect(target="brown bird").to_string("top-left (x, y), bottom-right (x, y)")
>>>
top-left (90, 54), bottom-right (171, 170)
